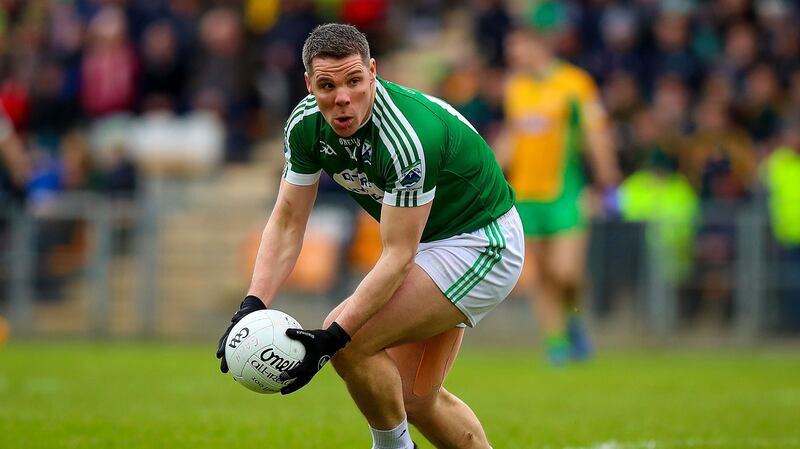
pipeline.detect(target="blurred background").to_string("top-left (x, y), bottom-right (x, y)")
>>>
top-left (1, 0), bottom-right (799, 347)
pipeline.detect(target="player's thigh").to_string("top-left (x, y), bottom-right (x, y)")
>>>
top-left (344, 264), bottom-right (468, 358)
top-left (323, 298), bottom-right (350, 328)
top-left (386, 327), bottom-right (464, 406)
top-left (524, 239), bottom-right (550, 288)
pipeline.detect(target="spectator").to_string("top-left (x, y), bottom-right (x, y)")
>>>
top-left (586, 4), bottom-right (643, 85)
top-left (682, 99), bottom-right (757, 201)
top-left (28, 60), bottom-right (80, 140)
top-left (139, 20), bottom-right (188, 112)
top-left (340, 0), bottom-right (390, 55)
top-left (647, 7), bottom-right (700, 91)
top-left (256, 1), bottom-right (322, 128)
top-left (651, 74), bottom-right (692, 134)
top-left (191, 7), bottom-right (252, 161)
top-left (711, 0), bottom-right (757, 30)
top-left (474, 0), bottom-right (512, 68)
top-left (603, 71), bottom-right (645, 176)
top-left (80, 7), bottom-right (139, 118)
top-left (758, 0), bottom-right (799, 83)
top-left (260, 0), bottom-right (322, 104)
top-left (715, 21), bottom-right (759, 91)
top-left (737, 62), bottom-right (782, 150)
top-left (438, 62), bottom-right (495, 137)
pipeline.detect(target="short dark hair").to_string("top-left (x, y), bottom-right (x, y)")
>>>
top-left (302, 23), bottom-right (370, 74)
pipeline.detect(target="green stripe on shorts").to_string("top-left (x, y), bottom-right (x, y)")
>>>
top-left (445, 221), bottom-right (506, 304)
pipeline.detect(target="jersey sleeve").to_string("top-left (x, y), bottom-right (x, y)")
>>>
top-left (376, 126), bottom-right (440, 208)
top-left (282, 101), bottom-right (322, 186)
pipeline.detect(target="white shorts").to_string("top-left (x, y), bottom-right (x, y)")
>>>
top-left (415, 207), bottom-right (525, 327)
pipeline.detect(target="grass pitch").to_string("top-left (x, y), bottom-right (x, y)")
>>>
top-left (1, 342), bottom-right (798, 449)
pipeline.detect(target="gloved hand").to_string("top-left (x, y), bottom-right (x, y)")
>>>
top-left (279, 322), bottom-right (351, 394)
top-left (601, 186), bottom-right (621, 218)
top-left (216, 295), bottom-right (266, 373)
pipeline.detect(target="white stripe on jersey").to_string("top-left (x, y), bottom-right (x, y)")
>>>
top-left (284, 97), bottom-right (319, 176)
top-left (373, 94), bottom-right (412, 167)
top-left (375, 83), bottom-right (426, 190)
top-left (373, 95), bottom-right (414, 166)
top-left (424, 93), bottom-right (479, 135)
top-left (372, 113), bottom-right (406, 191)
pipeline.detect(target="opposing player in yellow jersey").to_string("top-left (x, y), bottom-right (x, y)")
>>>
top-left (500, 20), bottom-right (620, 364)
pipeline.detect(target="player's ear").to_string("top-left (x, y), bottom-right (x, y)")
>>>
top-left (304, 72), bottom-right (313, 94)
top-left (369, 58), bottom-right (377, 83)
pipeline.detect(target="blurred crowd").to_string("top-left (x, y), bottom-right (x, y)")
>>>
top-left (0, 0), bottom-right (427, 206)
top-left (0, 0), bottom-right (799, 328)
top-left (0, 0), bottom-right (795, 207)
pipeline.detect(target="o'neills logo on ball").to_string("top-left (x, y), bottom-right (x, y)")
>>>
top-left (250, 347), bottom-right (300, 377)
top-left (228, 327), bottom-right (249, 348)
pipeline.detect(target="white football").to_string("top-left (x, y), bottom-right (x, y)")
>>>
top-left (225, 309), bottom-right (306, 394)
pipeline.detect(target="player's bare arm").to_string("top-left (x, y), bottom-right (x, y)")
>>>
top-left (247, 179), bottom-right (319, 306)
top-left (334, 202), bottom-right (432, 336)
top-left (583, 115), bottom-right (621, 190)
top-left (214, 179), bottom-right (318, 373)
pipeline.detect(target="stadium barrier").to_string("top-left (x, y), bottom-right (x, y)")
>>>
top-left (0, 183), bottom-right (794, 343)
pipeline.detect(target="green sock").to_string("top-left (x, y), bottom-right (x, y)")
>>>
top-left (545, 333), bottom-right (568, 349)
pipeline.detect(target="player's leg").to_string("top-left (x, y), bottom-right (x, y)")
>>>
top-left (548, 230), bottom-right (587, 307)
top-left (525, 238), bottom-right (570, 363)
top-left (548, 230), bottom-right (591, 359)
top-left (516, 202), bottom-right (568, 363)
top-left (387, 328), bottom-right (492, 449)
top-left (323, 266), bottom-right (489, 448)
top-left (324, 208), bottom-right (523, 448)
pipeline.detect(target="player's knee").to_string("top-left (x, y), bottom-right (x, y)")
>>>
top-left (330, 344), bottom-right (359, 375)
top-left (322, 306), bottom-right (343, 329)
top-left (322, 313), bottom-right (336, 330)
top-left (403, 390), bottom-right (438, 424)
top-left (330, 338), bottom-right (376, 377)
top-left (530, 270), bottom-right (559, 294)
top-left (553, 266), bottom-right (582, 292)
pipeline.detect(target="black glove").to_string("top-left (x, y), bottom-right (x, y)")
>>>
top-left (279, 322), bottom-right (351, 394)
top-left (216, 295), bottom-right (266, 373)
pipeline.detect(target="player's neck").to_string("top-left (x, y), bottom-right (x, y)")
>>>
top-left (527, 58), bottom-right (556, 79)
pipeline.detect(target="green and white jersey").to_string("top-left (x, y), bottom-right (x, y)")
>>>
top-left (283, 77), bottom-right (515, 242)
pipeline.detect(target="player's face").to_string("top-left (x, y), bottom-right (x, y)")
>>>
top-left (306, 54), bottom-right (376, 137)
top-left (505, 29), bottom-right (549, 70)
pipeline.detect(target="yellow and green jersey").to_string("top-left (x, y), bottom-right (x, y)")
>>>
top-left (504, 62), bottom-right (606, 202)
top-left (283, 77), bottom-right (515, 243)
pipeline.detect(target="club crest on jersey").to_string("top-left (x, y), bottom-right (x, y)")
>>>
top-left (319, 141), bottom-right (336, 156)
top-left (398, 161), bottom-right (422, 189)
top-left (361, 141), bottom-right (372, 165)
